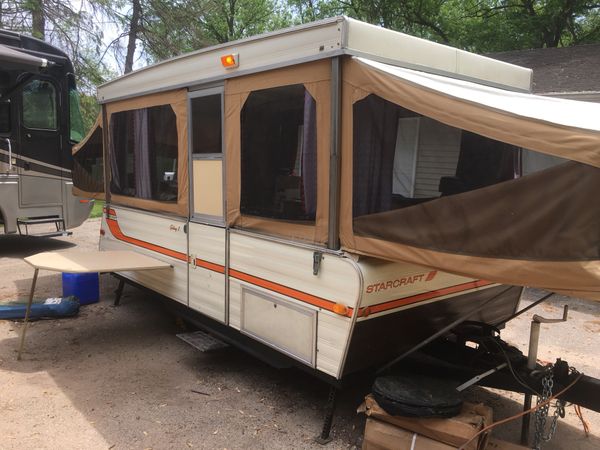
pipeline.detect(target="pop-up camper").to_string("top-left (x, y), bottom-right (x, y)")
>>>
top-left (0, 30), bottom-right (92, 236)
top-left (73, 17), bottom-right (600, 384)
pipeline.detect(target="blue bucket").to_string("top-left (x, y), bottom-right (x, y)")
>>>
top-left (62, 272), bottom-right (100, 305)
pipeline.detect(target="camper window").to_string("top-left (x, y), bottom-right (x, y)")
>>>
top-left (353, 94), bottom-right (518, 218)
top-left (109, 104), bottom-right (178, 202)
top-left (22, 79), bottom-right (57, 130)
top-left (240, 84), bottom-right (317, 222)
top-left (191, 94), bottom-right (222, 154)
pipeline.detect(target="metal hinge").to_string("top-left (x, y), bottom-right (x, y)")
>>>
top-left (313, 251), bottom-right (323, 276)
top-left (190, 253), bottom-right (197, 268)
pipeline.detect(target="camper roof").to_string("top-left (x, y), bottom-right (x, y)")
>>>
top-left (97, 17), bottom-right (532, 103)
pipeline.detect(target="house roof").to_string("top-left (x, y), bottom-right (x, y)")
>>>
top-left (488, 44), bottom-right (600, 95)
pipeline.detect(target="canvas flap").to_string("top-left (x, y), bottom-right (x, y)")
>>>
top-left (340, 57), bottom-right (600, 299)
top-left (348, 57), bottom-right (600, 168)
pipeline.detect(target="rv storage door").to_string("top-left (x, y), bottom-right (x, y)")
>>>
top-left (187, 88), bottom-right (227, 323)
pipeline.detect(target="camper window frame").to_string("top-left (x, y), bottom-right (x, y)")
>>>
top-left (109, 104), bottom-right (180, 203)
top-left (225, 59), bottom-right (331, 245)
top-left (188, 86), bottom-right (226, 226)
top-left (105, 89), bottom-right (188, 217)
top-left (239, 83), bottom-right (318, 224)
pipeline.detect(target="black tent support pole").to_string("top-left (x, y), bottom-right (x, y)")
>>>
top-left (376, 286), bottom-right (513, 375)
top-left (327, 56), bottom-right (341, 250)
top-left (493, 291), bottom-right (554, 328)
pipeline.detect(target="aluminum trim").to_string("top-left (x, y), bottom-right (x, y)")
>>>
top-left (0, 148), bottom-right (72, 173)
top-left (343, 49), bottom-right (532, 93)
top-left (98, 51), bottom-right (344, 104)
top-left (188, 86), bottom-right (225, 223)
top-left (327, 56), bottom-right (341, 250)
top-left (337, 255), bottom-right (364, 379)
top-left (100, 17), bottom-right (345, 89)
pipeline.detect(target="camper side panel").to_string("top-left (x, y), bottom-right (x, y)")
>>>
top-left (340, 258), bottom-right (522, 375)
top-left (229, 232), bottom-right (360, 378)
top-left (100, 206), bottom-right (188, 305)
top-left (188, 222), bottom-right (226, 322)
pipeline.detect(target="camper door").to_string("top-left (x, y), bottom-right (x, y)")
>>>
top-left (18, 75), bottom-right (64, 206)
top-left (187, 87), bottom-right (227, 323)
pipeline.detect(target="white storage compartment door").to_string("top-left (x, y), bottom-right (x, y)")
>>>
top-left (241, 288), bottom-right (317, 366)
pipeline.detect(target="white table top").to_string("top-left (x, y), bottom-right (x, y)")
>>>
top-left (24, 251), bottom-right (172, 273)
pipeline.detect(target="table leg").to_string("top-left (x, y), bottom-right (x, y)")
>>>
top-left (17, 268), bottom-right (39, 361)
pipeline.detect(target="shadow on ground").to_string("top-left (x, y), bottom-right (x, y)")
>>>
top-left (1, 282), bottom-right (597, 449)
top-left (0, 235), bottom-right (76, 258)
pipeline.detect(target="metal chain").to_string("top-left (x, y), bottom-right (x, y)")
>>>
top-left (533, 365), bottom-right (567, 449)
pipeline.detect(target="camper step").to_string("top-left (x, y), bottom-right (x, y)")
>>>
top-left (176, 330), bottom-right (229, 352)
top-left (17, 216), bottom-right (67, 236)
top-left (17, 217), bottom-right (63, 225)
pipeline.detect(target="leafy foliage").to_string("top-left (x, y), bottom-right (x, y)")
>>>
top-left (1, 0), bottom-right (599, 98)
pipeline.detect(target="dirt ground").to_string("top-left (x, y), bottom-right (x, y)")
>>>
top-left (0, 218), bottom-right (598, 449)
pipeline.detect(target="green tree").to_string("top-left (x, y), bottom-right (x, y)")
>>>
top-left (288, 0), bottom-right (600, 51)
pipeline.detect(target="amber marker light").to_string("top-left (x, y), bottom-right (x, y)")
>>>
top-left (220, 53), bottom-right (239, 69)
top-left (332, 303), bottom-right (349, 316)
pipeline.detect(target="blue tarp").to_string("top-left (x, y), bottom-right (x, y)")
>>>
top-left (0, 296), bottom-right (80, 320)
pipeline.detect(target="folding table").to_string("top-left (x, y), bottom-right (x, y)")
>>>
top-left (18, 250), bottom-right (172, 360)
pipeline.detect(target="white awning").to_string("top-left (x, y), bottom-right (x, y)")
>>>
top-left (358, 57), bottom-right (600, 132)
top-left (348, 57), bottom-right (600, 168)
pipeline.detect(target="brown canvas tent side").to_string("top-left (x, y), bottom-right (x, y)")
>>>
top-left (73, 90), bottom-right (190, 217)
top-left (224, 60), bottom-right (331, 244)
top-left (72, 114), bottom-right (105, 200)
top-left (340, 57), bottom-right (600, 300)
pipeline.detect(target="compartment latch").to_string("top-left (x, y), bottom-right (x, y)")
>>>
top-left (313, 251), bottom-right (323, 276)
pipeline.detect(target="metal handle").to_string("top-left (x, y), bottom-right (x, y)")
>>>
top-left (3, 137), bottom-right (12, 171)
top-left (533, 305), bottom-right (569, 324)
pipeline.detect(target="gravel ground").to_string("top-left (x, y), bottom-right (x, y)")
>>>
top-left (0, 218), bottom-right (598, 449)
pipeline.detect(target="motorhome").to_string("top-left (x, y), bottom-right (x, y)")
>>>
top-left (73, 17), bottom-right (599, 387)
top-left (0, 30), bottom-right (92, 237)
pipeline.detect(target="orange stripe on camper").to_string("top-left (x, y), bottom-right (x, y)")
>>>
top-left (104, 209), bottom-right (348, 315)
top-left (105, 215), bottom-right (188, 262)
top-left (194, 258), bottom-right (226, 274)
top-left (229, 268), bottom-right (354, 317)
top-left (358, 279), bottom-right (494, 317)
top-left (104, 208), bottom-right (491, 319)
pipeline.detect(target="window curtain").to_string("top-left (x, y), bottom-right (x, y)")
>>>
top-left (302, 90), bottom-right (317, 217)
top-left (456, 131), bottom-right (518, 190)
top-left (109, 114), bottom-right (123, 193)
top-left (134, 109), bottom-right (152, 199)
top-left (353, 95), bottom-right (399, 217)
